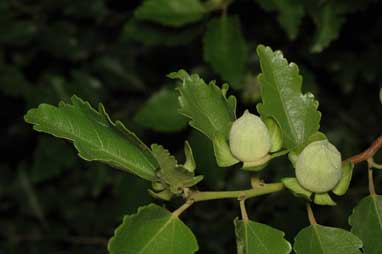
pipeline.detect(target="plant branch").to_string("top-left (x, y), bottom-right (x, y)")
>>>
top-left (371, 160), bottom-right (382, 170)
top-left (367, 158), bottom-right (377, 196)
top-left (187, 183), bottom-right (284, 202)
top-left (343, 135), bottom-right (382, 165)
top-left (238, 196), bottom-right (249, 221)
top-left (306, 203), bottom-right (317, 225)
top-left (172, 199), bottom-right (194, 217)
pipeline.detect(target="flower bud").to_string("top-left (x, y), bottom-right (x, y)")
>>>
top-left (295, 140), bottom-right (342, 193)
top-left (229, 110), bottom-right (271, 164)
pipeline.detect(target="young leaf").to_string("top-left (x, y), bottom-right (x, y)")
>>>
top-left (349, 195), bottom-right (382, 254)
top-left (294, 224), bottom-right (363, 254)
top-left (255, 0), bottom-right (304, 40)
top-left (134, 88), bottom-right (188, 132)
top-left (134, 0), bottom-right (206, 27)
top-left (203, 15), bottom-right (248, 89)
top-left (151, 144), bottom-right (203, 194)
top-left (108, 204), bottom-right (199, 254)
top-left (234, 218), bottom-right (292, 254)
top-left (256, 45), bottom-right (321, 150)
top-left (169, 69), bottom-right (237, 140)
top-left (24, 95), bottom-right (159, 181)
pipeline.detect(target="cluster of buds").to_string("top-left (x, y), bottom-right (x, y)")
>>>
top-left (229, 110), bottom-right (343, 195)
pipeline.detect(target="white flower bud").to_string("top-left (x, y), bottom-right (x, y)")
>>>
top-left (296, 140), bottom-right (342, 193)
top-left (229, 110), bottom-right (271, 164)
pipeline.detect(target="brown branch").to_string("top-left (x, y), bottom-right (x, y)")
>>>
top-left (343, 135), bottom-right (382, 164)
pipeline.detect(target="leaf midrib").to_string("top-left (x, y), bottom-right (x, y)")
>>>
top-left (371, 196), bottom-right (382, 234)
top-left (262, 52), bottom-right (298, 147)
top-left (33, 111), bottom-right (155, 179)
top-left (137, 216), bottom-right (174, 254)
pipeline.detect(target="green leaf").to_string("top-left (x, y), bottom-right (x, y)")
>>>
top-left (134, 88), bottom-right (188, 132)
top-left (333, 161), bottom-right (354, 196)
top-left (294, 224), bottom-right (363, 254)
top-left (310, 1), bottom-right (346, 53)
top-left (188, 130), bottom-right (226, 188)
top-left (234, 218), bottom-right (291, 254)
top-left (151, 144), bottom-right (203, 194)
top-left (203, 16), bottom-right (248, 89)
top-left (281, 177), bottom-right (312, 200)
top-left (169, 69), bottom-right (237, 140)
top-left (108, 204), bottom-right (199, 254)
top-left (29, 137), bottom-right (77, 183)
top-left (255, 0), bottom-right (304, 40)
top-left (308, 1), bottom-right (368, 53)
top-left (256, 45), bottom-right (321, 150)
top-left (24, 95), bottom-right (159, 181)
top-left (314, 193), bottom-right (336, 206)
top-left (120, 18), bottom-right (203, 47)
top-left (115, 174), bottom-right (153, 214)
top-left (349, 195), bottom-right (382, 254)
top-left (134, 0), bottom-right (206, 27)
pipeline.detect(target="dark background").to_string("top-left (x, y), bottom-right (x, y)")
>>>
top-left (1, 0), bottom-right (381, 253)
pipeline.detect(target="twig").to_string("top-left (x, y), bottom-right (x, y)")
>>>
top-left (238, 196), bottom-right (249, 221)
top-left (188, 183), bottom-right (284, 202)
top-left (172, 199), bottom-right (194, 217)
top-left (367, 158), bottom-right (377, 195)
top-left (343, 136), bottom-right (382, 164)
top-left (370, 160), bottom-right (382, 170)
top-left (306, 203), bottom-right (317, 225)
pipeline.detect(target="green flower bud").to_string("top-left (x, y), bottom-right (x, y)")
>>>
top-left (229, 110), bottom-right (271, 166)
top-left (295, 140), bottom-right (342, 193)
